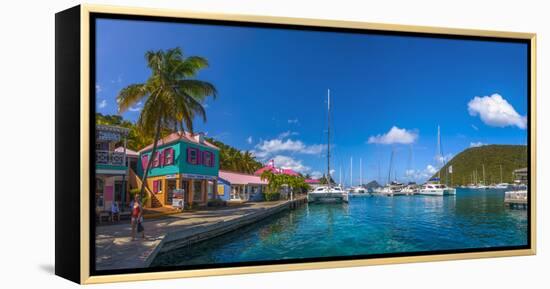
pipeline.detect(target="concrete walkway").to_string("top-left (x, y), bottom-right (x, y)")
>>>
top-left (95, 200), bottom-right (296, 270)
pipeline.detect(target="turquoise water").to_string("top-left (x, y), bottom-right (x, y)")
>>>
top-left (151, 188), bottom-right (528, 267)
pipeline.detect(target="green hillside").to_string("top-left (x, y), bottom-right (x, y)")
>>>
top-left (434, 145), bottom-right (527, 186)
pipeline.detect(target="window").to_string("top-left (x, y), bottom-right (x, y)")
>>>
top-left (152, 151), bottom-right (161, 167)
top-left (96, 178), bottom-right (104, 208)
top-left (193, 180), bottom-right (203, 201)
top-left (202, 151), bottom-right (214, 167)
top-left (187, 148), bottom-right (199, 164)
top-left (207, 181), bottom-right (214, 199)
top-left (164, 148), bottom-right (174, 165)
top-left (153, 179), bottom-right (163, 194)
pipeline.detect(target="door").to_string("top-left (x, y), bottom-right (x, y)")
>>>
top-left (166, 179), bottom-right (177, 205)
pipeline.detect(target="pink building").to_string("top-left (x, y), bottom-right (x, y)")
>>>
top-left (254, 159), bottom-right (300, 177)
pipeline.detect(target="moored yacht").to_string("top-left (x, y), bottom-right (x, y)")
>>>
top-left (401, 183), bottom-right (420, 195)
top-left (378, 181), bottom-right (406, 196)
top-left (307, 89), bottom-right (346, 203)
top-left (308, 185), bottom-right (347, 202)
top-left (419, 179), bottom-right (456, 196)
top-left (350, 186), bottom-right (368, 194)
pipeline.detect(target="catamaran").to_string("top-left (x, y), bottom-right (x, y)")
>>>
top-left (419, 126), bottom-right (456, 196)
top-left (308, 89), bottom-right (347, 203)
top-left (419, 178), bottom-right (456, 195)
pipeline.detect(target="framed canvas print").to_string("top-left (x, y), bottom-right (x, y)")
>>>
top-left (55, 4), bottom-right (536, 284)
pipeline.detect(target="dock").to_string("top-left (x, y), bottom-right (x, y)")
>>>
top-left (95, 197), bottom-right (307, 270)
top-left (504, 190), bottom-right (528, 209)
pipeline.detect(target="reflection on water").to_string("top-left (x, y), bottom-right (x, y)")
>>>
top-left (152, 189), bottom-right (527, 267)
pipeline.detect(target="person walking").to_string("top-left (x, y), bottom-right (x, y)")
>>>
top-left (130, 194), bottom-right (145, 240)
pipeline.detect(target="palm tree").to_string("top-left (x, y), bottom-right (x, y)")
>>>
top-left (241, 151), bottom-right (256, 173)
top-left (117, 47), bottom-right (217, 199)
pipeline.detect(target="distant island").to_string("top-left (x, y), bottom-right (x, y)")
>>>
top-left (434, 144), bottom-right (527, 186)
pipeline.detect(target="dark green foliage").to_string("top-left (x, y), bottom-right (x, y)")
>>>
top-left (264, 191), bottom-right (281, 201)
top-left (434, 145), bottom-right (528, 186)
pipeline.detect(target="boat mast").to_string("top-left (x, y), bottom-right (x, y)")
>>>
top-left (437, 125), bottom-right (441, 179)
top-left (360, 157), bottom-right (363, 186)
top-left (482, 164), bottom-right (486, 185)
top-left (350, 157), bottom-right (353, 187)
top-left (500, 164), bottom-right (503, 183)
top-left (388, 148), bottom-right (394, 184)
top-left (327, 89), bottom-right (331, 187)
top-left (339, 166), bottom-right (342, 187)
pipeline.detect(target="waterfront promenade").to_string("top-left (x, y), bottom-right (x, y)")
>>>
top-left (96, 198), bottom-right (305, 270)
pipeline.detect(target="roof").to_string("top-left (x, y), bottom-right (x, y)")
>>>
top-left (115, 147), bottom-right (139, 157)
top-left (305, 179), bottom-right (321, 184)
top-left (96, 124), bottom-right (130, 135)
top-left (219, 170), bottom-right (268, 185)
top-left (139, 131), bottom-right (219, 153)
top-left (253, 164), bottom-right (300, 176)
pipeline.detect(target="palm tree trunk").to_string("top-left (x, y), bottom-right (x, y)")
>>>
top-left (139, 117), bottom-right (162, 201)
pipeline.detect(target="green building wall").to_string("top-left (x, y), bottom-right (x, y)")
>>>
top-left (137, 141), bottom-right (219, 177)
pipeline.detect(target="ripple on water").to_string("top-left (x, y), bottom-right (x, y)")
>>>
top-left (151, 189), bottom-right (528, 267)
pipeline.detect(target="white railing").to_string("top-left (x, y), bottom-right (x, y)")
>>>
top-left (504, 190), bottom-right (527, 201)
top-left (96, 150), bottom-right (126, 166)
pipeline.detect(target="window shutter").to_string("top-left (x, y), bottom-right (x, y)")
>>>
top-left (141, 154), bottom-right (149, 171)
top-left (164, 148), bottom-right (174, 165)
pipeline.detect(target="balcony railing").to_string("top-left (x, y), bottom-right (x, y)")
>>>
top-left (96, 150), bottom-right (126, 166)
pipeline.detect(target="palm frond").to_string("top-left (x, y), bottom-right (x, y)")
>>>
top-left (116, 83), bottom-right (147, 113)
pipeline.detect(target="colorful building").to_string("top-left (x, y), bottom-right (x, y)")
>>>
top-left (218, 170), bottom-right (268, 201)
top-left (137, 131), bottom-right (220, 208)
top-left (95, 125), bottom-right (130, 212)
top-left (254, 159), bottom-right (300, 176)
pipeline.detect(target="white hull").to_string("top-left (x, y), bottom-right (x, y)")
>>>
top-left (419, 188), bottom-right (456, 196)
top-left (308, 186), bottom-right (346, 202)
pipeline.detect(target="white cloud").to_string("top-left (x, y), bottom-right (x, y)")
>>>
top-left (425, 165), bottom-right (437, 175)
top-left (435, 153), bottom-right (454, 165)
top-left (254, 138), bottom-right (326, 159)
top-left (367, 126), bottom-right (418, 145)
top-left (95, 84), bottom-right (102, 93)
top-left (246, 136), bottom-right (253, 144)
top-left (98, 99), bottom-right (107, 109)
top-left (470, 142), bottom-right (486, 148)
top-left (468, 93), bottom-right (526, 129)
top-left (272, 155), bottom-right (310, 173)
top-left (288, 118), bottom-right (299, 124)
top-left (310, 171), bottom-right (323, 179)
top-left (278, 130), bottom-right (299, 139)
top-left (471, 124), bottom-right (479, 131)
top-left (128, 101), bottom-right (143, 112)
top-left (111, 74), bottom-right (123, 84)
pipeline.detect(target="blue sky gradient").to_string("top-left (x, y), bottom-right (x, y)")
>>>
top-left (95, 18), bottom-right (528, 185)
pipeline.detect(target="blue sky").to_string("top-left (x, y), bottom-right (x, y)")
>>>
top-left (95, 18), bottom-right (528, 185)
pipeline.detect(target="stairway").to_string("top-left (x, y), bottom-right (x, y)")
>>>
top-left (128, 168), bottom-right (163, 208)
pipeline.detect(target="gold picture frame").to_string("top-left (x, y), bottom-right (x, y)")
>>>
top-left (55, 4), bottom-right (536, 284)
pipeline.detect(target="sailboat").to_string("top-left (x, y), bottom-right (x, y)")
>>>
top-left (377, 148), bottom-right (406, 196)
top-left (308, 89), bottom-right (346, 203)
top-left (419, 126), bottom-right (456, 196)
top-left (350, 158), bottom-right (368, 194)
top-left (495, 165), bottom-right (510, 189)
